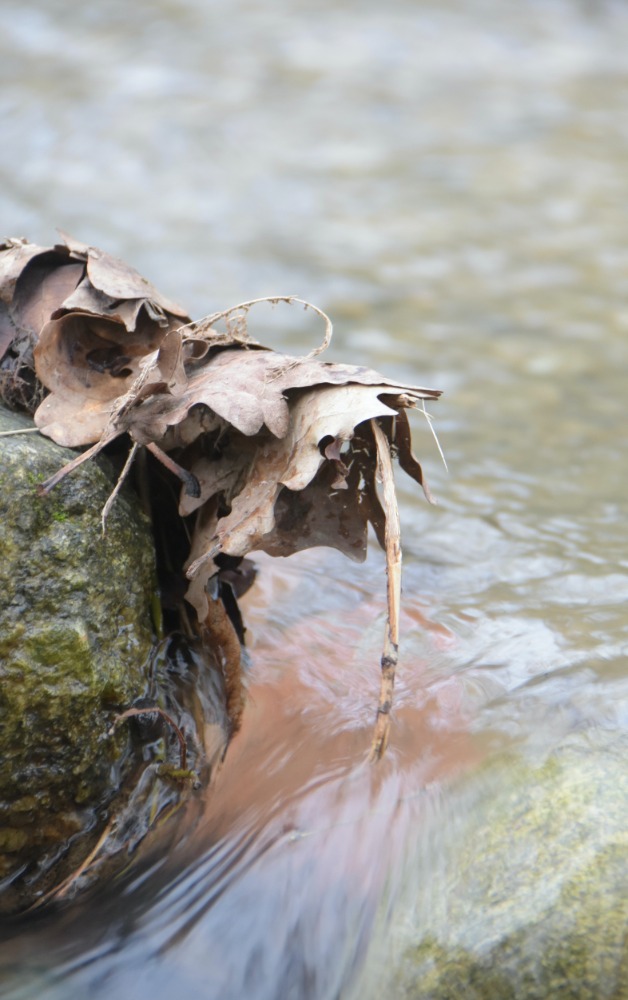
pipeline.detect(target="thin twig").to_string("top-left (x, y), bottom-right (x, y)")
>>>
top-left (101, 441), bottom-right (139, 533)
top-left (0, 427), bottom-right (41, 436)
top-left (108, 348), bottom-right (160, 424)
top-left (37, 433), bottom-right (118, 494)
top-left (25, 817), bottom-right (116, 910)
top-left (178, 295), bottom-right (333, 356)
top-left (369, 418), bottom-right (402, 762)
top-left (201, 595), bottom-right (246, 734)
top-left (109, 706), bottom-right (188, 769)
top-left (420, 398), bottom-right (448, 472)
top-left (146, 441), bottom-right (200, 498)
top-left (186, 541), bottom-right (221, 580)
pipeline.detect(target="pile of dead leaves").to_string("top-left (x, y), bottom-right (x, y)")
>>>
top-left (0, 234), bottom-right (442, 758)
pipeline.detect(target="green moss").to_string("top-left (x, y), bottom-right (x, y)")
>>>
top-left (0, 407), bottom-right (158, 911)
top-left (0, 828), bottom-right (30, 853)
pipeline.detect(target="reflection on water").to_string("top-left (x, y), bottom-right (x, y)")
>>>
top-left (2, 538), bottom-right (622, 998)
top-left (0, 551), bottom-right (477, 1000)
top-left (1, 0), bottom-right (628, 995)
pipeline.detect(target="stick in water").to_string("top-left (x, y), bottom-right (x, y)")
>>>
top-left (369, 418), bottom-right (402, 761)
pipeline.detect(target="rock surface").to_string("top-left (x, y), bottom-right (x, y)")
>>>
top-left (0, 406), bottom-right (156, 911)
top-left (389, 733), bottom-right (628, 1000)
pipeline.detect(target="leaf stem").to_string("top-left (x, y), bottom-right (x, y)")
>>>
top-left (368, 418), bottom-right (402, 762)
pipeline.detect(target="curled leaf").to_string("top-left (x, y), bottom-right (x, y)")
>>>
top-left (0, 236), bottom-right (191, 435)
top-left (0, 238), bottom-right (50, 308)
top-left (55, 231), bottom-right (188, 328)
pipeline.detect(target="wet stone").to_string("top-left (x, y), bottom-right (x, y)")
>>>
top-left (391, 734), bottom-right (628, 1000)
top-left (0, 406), bottom-right (156, 912)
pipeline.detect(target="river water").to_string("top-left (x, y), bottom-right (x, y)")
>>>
top-left (1, 0), bottom-right (627, 997)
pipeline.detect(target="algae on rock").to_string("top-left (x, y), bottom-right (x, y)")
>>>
top-left (0, 406), bottom-right (157, 911)
top-left (390, 735), bottom-right (628, 1000)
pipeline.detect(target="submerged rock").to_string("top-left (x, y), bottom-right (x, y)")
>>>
top-left (0, 406), bottom-right (157, 912)
top-left (391, 734), bottom-right (628, 999)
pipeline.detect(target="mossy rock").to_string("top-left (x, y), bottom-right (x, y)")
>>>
top-left (392, 736), bottom-right (628, 999)
top-left (0, 407), bottom-right (156, 911)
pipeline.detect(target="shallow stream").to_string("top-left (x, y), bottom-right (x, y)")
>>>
top-left (1, 0), bottom-right (627, 996)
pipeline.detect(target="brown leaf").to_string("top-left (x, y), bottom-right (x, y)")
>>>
top-left (33, 313), bottom-right (158, 443)
top-left (56, 232), bottom-right (188, 321)
top-left (0, 301), bottom-right (15, 361)
top-left (10, 238), bottom-right (445, 760)
top-left (239, 420), bottom-right (388, 559)
top-left (160, 405), bottom-right (224, 454)
top-left (107, 343), bottom-right (441, 626)
top-left (184, 382), bottom-right (401, 579)
top-left (178, 433), bottom-right (255, 516)
top-left (1, 237), bottom-right (193, 433)
top-left (34, 392), bottom-right (120, 448)
top-left (34, 309), bottom-right (190, 447)
top-left (113, 345), bottom-right (440, 450)
top-left (12, 260), bottom-right (85, 339)
top-left (258, 456), bottom-right (371, 560)
top-left (184, 499), bottom-right (222, 618)
top-left (0, 242), bottom-right (85, 373)
top-left (59, 278), bottom-right (145, 330)
top-left (129, 347), bottom-right (295, 440)
top-left (181, 420), bottom-right (389, 626)
top-left (377, 407), bottom-right (437, 504)
top-left (0, 238), bottom-right (48, 305)
top-left (392, 407), bottom-right (438, 504)
top-left (200, 593), bottom-right (246, 733)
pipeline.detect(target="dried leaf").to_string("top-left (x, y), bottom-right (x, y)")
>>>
top-left (33, 311), bottom-right (190, 446)
top-left (114, 345), bottom-right (439, 448)
top-left (0, 236), bottom-right (192, 433)
top-left (34, 389), bottom-right (120, 448)
top-left (59, 278), bottom-right (145, 329)
top-left (4, 235), bottom-right (445, 759)
top-left (184, 500), bottom-right (222, 617)
top-left (56, 232), bottom-right (188, 321)
top-left (200, 593), bottom-right (246, 733)
top-left (377, 407), bottom-right (437, 504)
top-left (12, 260), bottom-right (84, 339)
top-left (258, 457), bottom-right (371, 559)
top-left (120, 347), bottom-right (295, 441)
top-left (33, 312), bottom-right (163, 445)
top-left (178, 434), bottom-right (254, 517)
top-left (0, 241), bottom-right (84, 375)
top-left (0, 302), bottom-right (15, 360)
top-left (107, 342), bottom-right (441, 637)
top-left (0, 238), bottom-right (48, 305)
top-left (183, 383), bottom-right (402, 586)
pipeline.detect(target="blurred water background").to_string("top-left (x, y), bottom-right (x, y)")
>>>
top-left (1, 0), bottom-right (627, 997)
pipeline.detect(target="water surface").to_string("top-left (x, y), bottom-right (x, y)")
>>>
top-left (0, 0), bottom-right (627, 996)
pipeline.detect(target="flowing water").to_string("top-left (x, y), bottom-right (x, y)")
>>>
top-left (1, 0), bottom-right (627, 996)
